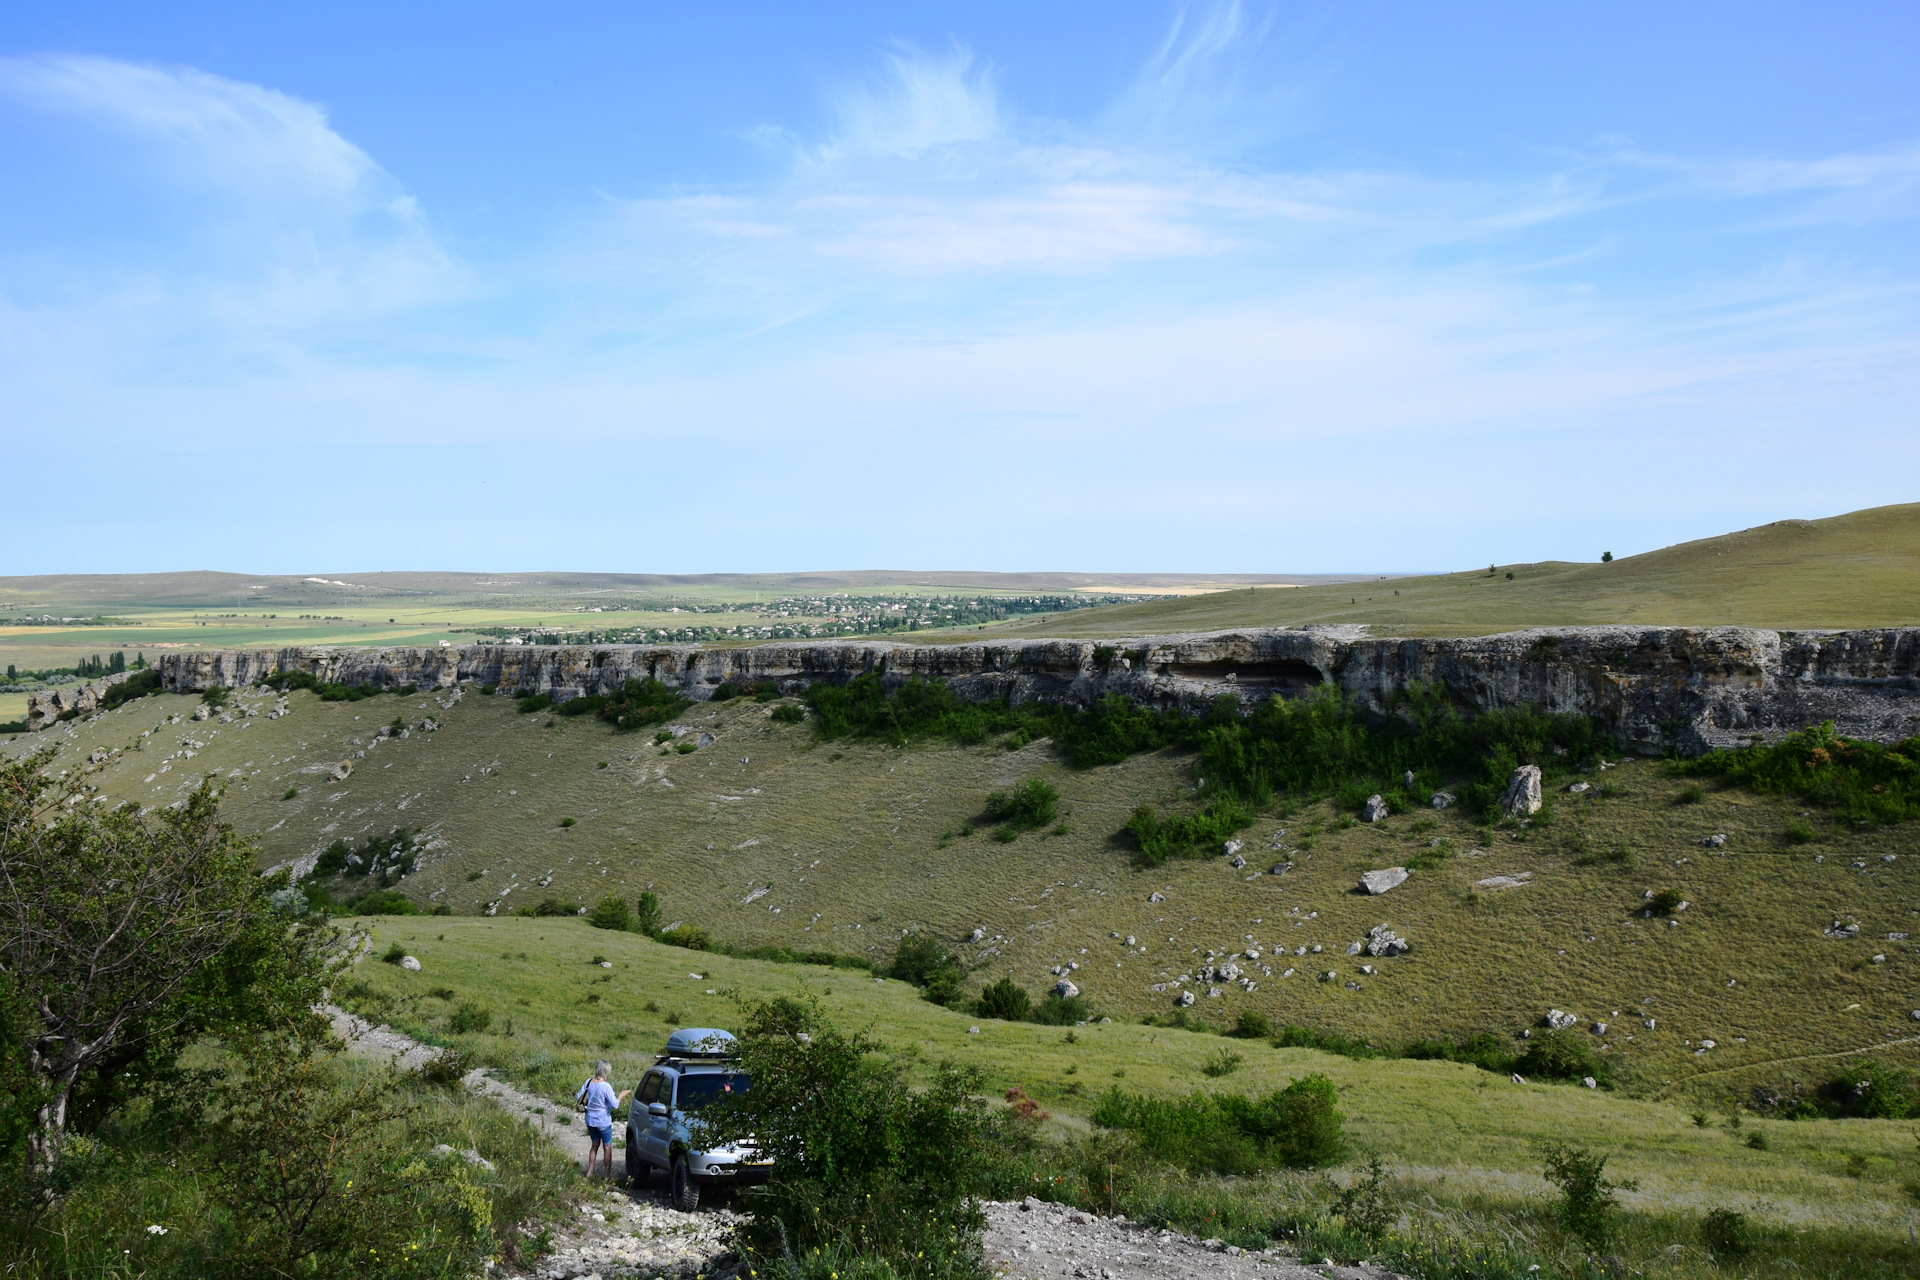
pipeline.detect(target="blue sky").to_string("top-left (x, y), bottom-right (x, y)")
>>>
top-left (2, 2), bottom-right (1916, 574)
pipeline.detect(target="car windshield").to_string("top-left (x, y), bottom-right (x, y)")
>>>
top-left (675, 1072), bottom-right (749, 1112)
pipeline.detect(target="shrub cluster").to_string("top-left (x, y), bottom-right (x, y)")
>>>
top-left (261, 669), bottom-right (387, 702)
top-left (802, 675), bottom-right (1608, 864)
top-left (1089, 1075), bottom-right (1345, 1173)
top-left (702, 997), bottom-right (999, 1280)
top-left (1673, 722), bottom-right (1920, 828)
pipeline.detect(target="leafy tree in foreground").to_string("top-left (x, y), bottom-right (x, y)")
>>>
top-left (704, 996), bottom-right (997, 1280)
top-left (0, 750), bottom-right (333, 1176)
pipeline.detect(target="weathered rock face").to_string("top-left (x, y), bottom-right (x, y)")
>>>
top-left (131, 624), bottom-right (1920, 753)
top-left (1500, 765), bottom-right (1544, 817)
top-left (23, 670), bottom-right (137, 732)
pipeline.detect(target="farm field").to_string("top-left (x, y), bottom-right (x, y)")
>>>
top-left (0, 569), bottom-right (1335, 676)
top-left (982, 502), bottom-right (1920, 639)
top-left (336, 912), bottom-right (1920, 1241)
top-left (15, 681), bottom-right (1917, 1114)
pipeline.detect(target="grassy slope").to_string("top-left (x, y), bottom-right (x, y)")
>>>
top-left (981, 503), bottom-right (1920, 638)
top-left (340, 914), bottom-right (1920, 1236)
top-left (14, 686), bottom-right (1918, 1114)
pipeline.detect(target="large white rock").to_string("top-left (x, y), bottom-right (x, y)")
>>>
top-left (399, 955), bottom-right (422, 971)
top-left (1361, 795), bottom-right (1390, 823)
top-left (1360, 867), bottom-right (1408, 895)
top-left (1545, 1008), bottom-right (1578, 1030)
top-left (1052, 978), bottom-right (1080, 999)
top-left (1501, 765), bottom-right (1543, 816)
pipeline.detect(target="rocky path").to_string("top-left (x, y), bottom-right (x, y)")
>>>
top-left (985, 1198), bottom-right (1409, 1280)
top-left (329, 1008), bottom-right (1395, 1280)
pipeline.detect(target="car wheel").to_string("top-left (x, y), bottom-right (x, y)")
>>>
top-left (670, 1153), bottom-right (699, 1212)
top-left (624, 1131), bottom-right (642, 1184)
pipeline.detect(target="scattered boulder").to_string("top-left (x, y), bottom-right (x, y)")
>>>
top-left (1361, 795), bottom-right (1390, 823)
top-left (1365, 924), bottom-right (1409, 956)
top-left (1227, 853), bottom-right (1247, 870)
top-left (1402, 771), bottom-right (1416, 789)
top-left (1052, 978), bottom-right (1080, 999)
top-left (1581, 1077), bottom-right (1598, 1089)
top-left (1430, 791), bottom-right (1456, 810)
top-left (1510, 1074), bottom-right (1527, 1085)
top-left (1474, 872), bottom-right (1533, 890)
top-left (970, 928), bottom-right (986, 943)
top-left (399, 955), bottom-right (422, 971)
top-left (328, 761), bottom-right (353, 782)
top-left (1592, 1022), bottom-right (1608, 1035)
top-left (1346, 941), bottom-right (1364, 956)
top-left (1545, 1009), bottom-right (1579, 1031)
top-left (1701, 833), bottom-right (1726, 848)
top-left (1501, 766), bottom-right (1543, 817)
top-left (1567, 781), bottom-right (1591, 794)
top-left (191, 704), bottom-right (212, 722)
top-left (1360, 867), bottom-right (1408, 895)
top-left (1148, 892), bottom-right (1167, 903)
top-left (1174, 991), bottom-right (1195, 1008)
top-left (1223, 839), bottom-right (1244, 857)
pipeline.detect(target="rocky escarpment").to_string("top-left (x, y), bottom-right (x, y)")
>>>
top-left (129, 625), bottom-right (1920, 754)
top-left (20, 669), bottom-right (137, 732)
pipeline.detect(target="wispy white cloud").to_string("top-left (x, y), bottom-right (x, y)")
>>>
top-left (819, 44), bottom-right (1000, 160)
top-left (0, 54), bottom-right (455, 330)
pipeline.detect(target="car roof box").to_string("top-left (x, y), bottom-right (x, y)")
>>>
top-left (664, 1027), bottom-right (738, 1059)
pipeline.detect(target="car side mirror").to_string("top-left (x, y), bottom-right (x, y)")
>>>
top-left (649, 1102), bottom-right (669, 1118)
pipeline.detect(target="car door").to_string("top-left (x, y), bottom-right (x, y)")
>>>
top-left (638, 1070), bottom-right (672, 1167)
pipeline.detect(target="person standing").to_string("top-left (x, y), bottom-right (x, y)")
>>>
top-left (576, 1061), bottom-right (631, 1180)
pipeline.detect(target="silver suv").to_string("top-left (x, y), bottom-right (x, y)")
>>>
top-left (624, 1028), bottom-right (769, 1209)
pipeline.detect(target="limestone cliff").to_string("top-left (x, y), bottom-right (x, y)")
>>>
top-left (23, 669), bottom-right (138, 732)
top-left (133, 626), bottom-right (1920, 754)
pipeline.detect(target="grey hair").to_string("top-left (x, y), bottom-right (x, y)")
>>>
top-left (596, 1060), bottom-right (613, 1078)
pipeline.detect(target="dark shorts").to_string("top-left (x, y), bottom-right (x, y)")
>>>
top-left (587, 1123), bottom-right (613, 1147)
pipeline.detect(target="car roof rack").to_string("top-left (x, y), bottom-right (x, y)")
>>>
top-left (656, 1027), bottom-right (739, 1065)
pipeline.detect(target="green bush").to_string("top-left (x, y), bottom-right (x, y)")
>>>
top-left (1091, 1074), bottom-right (1344, 1173)
top-left (1229, 1011), bottom-right (1272, 1040)
top-left (1673, 722), bottom-right (1920, 828)
top-left (1515, 1029), bottom-right (1603, 1083)
top-left (658, 925), bottom-right (712, 951)
top-left (555, 693), bottom-right (605, 717)
top-left (1645, 888), bottom-right (1684, 915)
top-left (517, 898), bottom-right (581, 918)
top-left (515, 692), bottom-right (552, 714)
top-left (702, 997), bottom-right (997, 1280)
top-left (97, 667), bottom-right (162, 712)
top-left (586, 895), bottom-right (631, 931)
top-left (634, 890), bottom-right (662, 937)
top-left (1125, 796), bottom-right (1254, 866)
top-left (596, 677), bottom-right (690, 733)
top-left (890, 940), bottom-right (967, 990)
top-left (1271, 1024), bottom-right (1383, 1060)
top-left (769, 703), bottom-right (805, 723)
top-left (1820, 1060), bottom-right (1918, 1118)
top-left (1400, 1031), bottom-right (1516, 1074)
top-left (974, 978), bottom-right (1032, 1022)
top-left (1028, 994), bottom-right (1091, 1026)
top-left (982, 779), bottom-right (1059, 830)
top-left (448, 1002), bottom-right (492, 1034)
top-left (381, 942), bottom-right (407, 964)
top-left (1702, 1207), bottom-right (1753, 1259)
top-left (1538, 1141), bottom-right (1636, 1251)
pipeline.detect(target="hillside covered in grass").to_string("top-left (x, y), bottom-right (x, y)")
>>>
top-left (982, 502), bottom-right (1920, 638)
top-left (14, 672), bottom-right (1917, 1116)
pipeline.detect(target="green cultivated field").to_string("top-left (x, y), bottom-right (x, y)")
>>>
top-left (984, 502), bottom-right (1920, 639)
top-left (336, 914), bottom-right (1920, 1241)
top-left (13, 683), bottom-right (1917, 1114)
top-left (0, 569), bottom-right (1325, 674)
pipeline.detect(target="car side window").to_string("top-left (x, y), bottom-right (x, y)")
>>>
top-left (637, 1072), bottom-right (662, 1106)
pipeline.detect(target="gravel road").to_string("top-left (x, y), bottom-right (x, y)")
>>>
top-left (329, 1006), bottom-right (1400, 1280)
